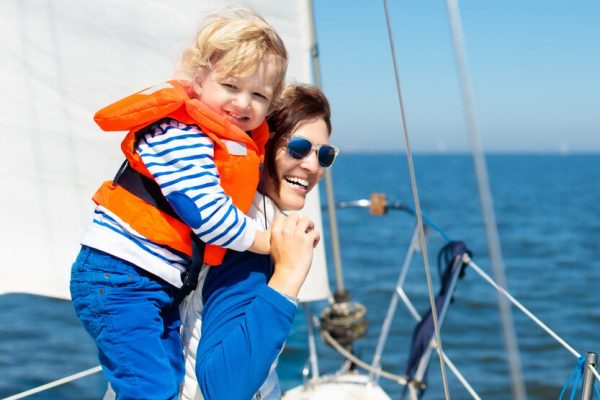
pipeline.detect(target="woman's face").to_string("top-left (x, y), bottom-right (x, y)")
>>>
top-left (265, 117), bottom-right (330, 211)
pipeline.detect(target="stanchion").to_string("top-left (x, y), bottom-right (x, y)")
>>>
top-left (581, 352), bottom-right (598, 400)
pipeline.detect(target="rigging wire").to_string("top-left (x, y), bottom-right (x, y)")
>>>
top-left (328, 200), bottom-right (452, 242)
top-left (322, 324), bottom-right (483, 399)
top-left (381, 1), bottom-right (451, 398)
top-left (444, 1), bottom-right (527, 399)
top-left (333, 196), bottom-right (600, 386)
top-left (468, 259), bottom-right (600, 384)
top-left (2, 366), bottom-right (102, 400)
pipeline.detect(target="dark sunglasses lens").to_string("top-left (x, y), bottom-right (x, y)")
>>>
top-left (287, 137), bottom-right (312, 159)
top-left (318, 146), bottom-right (337, 167)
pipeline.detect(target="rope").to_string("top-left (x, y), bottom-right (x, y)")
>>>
top-left (381, 1), bottom-right (452, 398)
top-left (323, 329), bottom-right (483, 399)
top-left (2, 366), bottom-right (102, 400)
top-left (559, 356), bottom-right (584, 400)
top-left (444, 1), bottom-right (527, 399)
top-left (398, 285), bottom-right (481, 399)
top-left (558, 356), bottom-right (600, 400)
top-left (321, 330), bottom-right (408, 385)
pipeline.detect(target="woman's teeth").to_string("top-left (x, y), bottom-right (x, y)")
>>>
top-left (285, 176), bottom-right (309, 189)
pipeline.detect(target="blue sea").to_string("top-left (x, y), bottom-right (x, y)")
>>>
top-left (1, 154), bottom-right (599, 399)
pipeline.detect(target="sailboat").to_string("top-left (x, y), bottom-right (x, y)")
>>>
top-left (2, 0), bottom-right (598, 399)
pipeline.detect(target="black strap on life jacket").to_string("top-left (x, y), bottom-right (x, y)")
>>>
top-left (112, 160), bottom-right (181, 221)
top-left (112, 159), bottom-right (206, 314)
top-left (166, 233), bottom-right (206, 314)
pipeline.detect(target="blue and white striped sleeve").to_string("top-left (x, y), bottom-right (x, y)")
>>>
top-left (137, 119), bottom-right (257, 252)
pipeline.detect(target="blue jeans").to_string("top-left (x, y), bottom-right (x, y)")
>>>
top-left (70, 246), bottom-right (184, 400)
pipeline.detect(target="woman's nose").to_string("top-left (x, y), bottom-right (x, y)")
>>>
top-left (301, 150), bottom-right (320, 173)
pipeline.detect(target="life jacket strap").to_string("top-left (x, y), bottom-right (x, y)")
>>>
top-left (168, 234), bottom-right (206, 313)
top-left (111, 156), bottom-right (206, 314)
top-left (113, 161), bottom-right (182, 222)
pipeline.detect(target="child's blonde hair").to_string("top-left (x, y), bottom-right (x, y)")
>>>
top-left (179, 6), bottom-right (288, 101)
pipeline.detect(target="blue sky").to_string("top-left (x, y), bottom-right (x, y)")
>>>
top-left (311, 1), bottom-right (599, 153)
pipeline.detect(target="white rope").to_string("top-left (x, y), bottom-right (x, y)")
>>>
top-left (2, 366), bottom-right (102, 400)
top-left (380, 1), bottom-right (452, 398)
top-left (321, 330), bottom-right (408, 385)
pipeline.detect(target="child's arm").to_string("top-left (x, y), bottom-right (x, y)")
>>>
top-left (138, 119), bottom-right (261, 254)
top-left (248, 228), bottom-right (271, 254)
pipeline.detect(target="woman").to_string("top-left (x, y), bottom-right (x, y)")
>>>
top-left (179, 84), bottom-right (338, 400)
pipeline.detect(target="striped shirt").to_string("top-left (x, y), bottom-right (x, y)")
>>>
top-left (82, 119), bottom-right (258, 288)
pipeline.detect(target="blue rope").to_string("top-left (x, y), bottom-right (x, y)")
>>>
top-left (559, 356), bottom-right (600, 400)
top-left (400, 205), bottom-right (452, 242)
top-left (559, 356), bottom-right (584, 400)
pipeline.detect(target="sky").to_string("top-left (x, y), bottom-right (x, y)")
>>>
top-left (310, 1), bottom-right (600, 153)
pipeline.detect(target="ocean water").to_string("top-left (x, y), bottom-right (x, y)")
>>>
top-left (1, 154), bottom-right (599, 399)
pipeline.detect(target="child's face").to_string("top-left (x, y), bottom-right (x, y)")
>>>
top-left (193, 56), bottom-right (280, 132)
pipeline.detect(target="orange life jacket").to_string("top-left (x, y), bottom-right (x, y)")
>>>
top-left (92, 80), bottom-right (269, 266)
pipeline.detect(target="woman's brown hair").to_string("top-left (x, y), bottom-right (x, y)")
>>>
top-left (263, 85), bottom-right (332, 194)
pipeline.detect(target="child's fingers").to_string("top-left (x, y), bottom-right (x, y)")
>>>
top-left (296, 216), bottom-right (315, 234)
top-left (310, 229), bottom-right (321, 248)
top-left (271, 214), bottom-right (319, 250)
top-left (270, 213), bottom-right (291, 235)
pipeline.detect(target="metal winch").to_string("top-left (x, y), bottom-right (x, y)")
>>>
top-left (320, 289), bottom-right (368, 348)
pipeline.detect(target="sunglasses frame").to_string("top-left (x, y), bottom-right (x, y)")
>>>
top-left (285, 135), bottom-right (340, 168)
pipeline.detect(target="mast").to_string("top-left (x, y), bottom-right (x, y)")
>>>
top-left (445, 1), bottom-right (527, 398)
top-left (306, 0), bottom-right (346, 298)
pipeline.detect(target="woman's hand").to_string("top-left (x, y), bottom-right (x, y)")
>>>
top-left (268, 213), bottom-right (321, 298)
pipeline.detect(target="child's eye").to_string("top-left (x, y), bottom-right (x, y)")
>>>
top-left (253, 92), bottom-right (269, 101)
top-left (222, 83), bottom-right (237, 91)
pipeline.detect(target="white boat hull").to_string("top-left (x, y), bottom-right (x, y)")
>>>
top-left (283, 373), bottom-right (391, 400)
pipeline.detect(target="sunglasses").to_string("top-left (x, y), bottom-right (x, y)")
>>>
top-left (285, 136), bottom-right (340, 168)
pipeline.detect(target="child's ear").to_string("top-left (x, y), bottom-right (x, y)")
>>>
top-left (191, 69), bottom-right (208, 98)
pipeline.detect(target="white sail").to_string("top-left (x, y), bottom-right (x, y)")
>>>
top-left (0, 0), bottom-right (330, 301)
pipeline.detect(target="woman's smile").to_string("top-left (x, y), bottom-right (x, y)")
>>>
top-left (267, 118), bottom-right (329, 211)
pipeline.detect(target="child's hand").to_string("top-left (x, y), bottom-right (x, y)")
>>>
top-left (268, 214), bottom-right (320, 297)
top-left (249, 229), bottom-right (271, 254)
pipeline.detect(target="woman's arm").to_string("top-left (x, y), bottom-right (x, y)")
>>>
top-left (195, 214), bottom-right (318, 400)
top-left (196, 252), bottom-right (296, 400)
